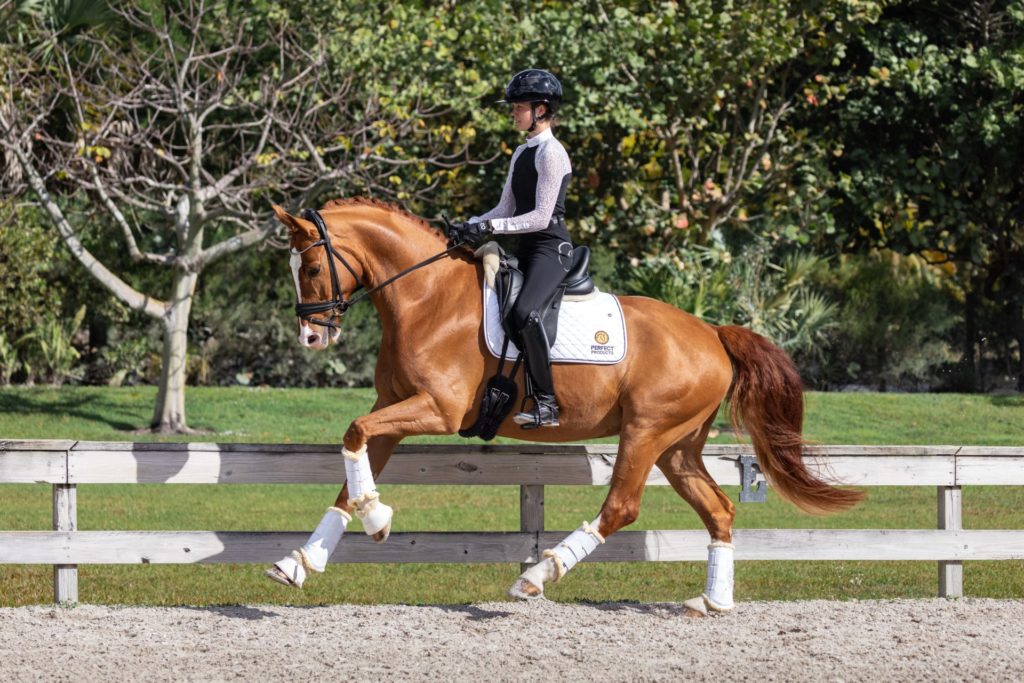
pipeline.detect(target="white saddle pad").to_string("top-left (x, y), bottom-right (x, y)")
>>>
top-left (482, 284), bottom-right (627, 364)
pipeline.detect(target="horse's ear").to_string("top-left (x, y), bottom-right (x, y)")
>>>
top-left (272, 204), bottom-right (315, 237)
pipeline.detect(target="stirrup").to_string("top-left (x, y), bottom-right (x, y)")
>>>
top-left (513, 396), bottom-right (560, 429)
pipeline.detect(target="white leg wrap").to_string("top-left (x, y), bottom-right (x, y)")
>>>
top-left (344, 445), bottom-right (394, 536)
top-left (343, 445), bottom-right (376, 500)
top-left (702, 541), bottom-right (735, 611)
top-left (350, 491), bottom-right (394, 536)
top-left (270, 506), bottom-right (352, 587)
top-left (299, 506), bottom-right (351, 572)
top-left (522, 517), bottom-right (604, 591)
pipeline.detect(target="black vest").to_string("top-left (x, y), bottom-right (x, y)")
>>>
top-left (511, 146), bottom-right (572, 250)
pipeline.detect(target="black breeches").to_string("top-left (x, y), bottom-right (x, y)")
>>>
top-left (509, 241), bottom-right (573, 330)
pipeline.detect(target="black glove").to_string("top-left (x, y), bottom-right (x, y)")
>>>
top-left (449, 220), bottom-right (492, 247)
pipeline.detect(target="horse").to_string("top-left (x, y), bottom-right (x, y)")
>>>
top-left (266, 197), bottom-right (863, 612)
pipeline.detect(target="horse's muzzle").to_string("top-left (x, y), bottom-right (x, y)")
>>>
top-left (297, 320), bottom-right (336, 350)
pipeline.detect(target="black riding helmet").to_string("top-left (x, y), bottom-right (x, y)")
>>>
top-left (499, 69), bottom-right (562, 130)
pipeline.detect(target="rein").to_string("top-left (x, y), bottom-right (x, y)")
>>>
top-left (293, 208), bottom-right (462, 329)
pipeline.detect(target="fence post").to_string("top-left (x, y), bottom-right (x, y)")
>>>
top-left (52, 483), bottom-right (78, 604)
top-left (937, 485), bottom-right (963, 598)
top-left (520, 484), bottom-right (544, 574)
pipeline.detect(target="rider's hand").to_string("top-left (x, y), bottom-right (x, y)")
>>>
top-left (450, 220), bottom-right (492, 247)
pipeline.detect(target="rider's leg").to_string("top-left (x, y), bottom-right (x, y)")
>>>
top-left (513, 311), bottom-right (560, 427)
top-left (509, 243), bottom-right (572, 428)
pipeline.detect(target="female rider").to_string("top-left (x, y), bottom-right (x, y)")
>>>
top-left (451, 68), bottom-right (573, 429)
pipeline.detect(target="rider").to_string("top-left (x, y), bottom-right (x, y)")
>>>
top-left (451, 68), bottom-right (573, 429)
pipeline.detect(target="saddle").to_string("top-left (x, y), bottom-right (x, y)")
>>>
top-left (493, 245), bottom-right (595, 347)
top-left (459, 244), bottom-right (595, 441)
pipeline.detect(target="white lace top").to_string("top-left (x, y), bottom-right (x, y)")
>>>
top-left (471, 128), bottom-right (572, 234)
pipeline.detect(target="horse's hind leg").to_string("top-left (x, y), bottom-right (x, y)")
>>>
top-left (509, 415), bottom-right (706, 600)
top-left (266, 434), bottom-right (400, 588)
top-left (656, 412), bottom-right (737, 613)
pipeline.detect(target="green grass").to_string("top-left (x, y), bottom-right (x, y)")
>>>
top-left (0, 387), bottom-right (1022, 606)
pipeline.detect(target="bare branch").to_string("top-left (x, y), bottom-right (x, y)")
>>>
top-left (2, 133), bottom-right (166, 318)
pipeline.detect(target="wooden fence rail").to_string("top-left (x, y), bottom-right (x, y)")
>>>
top-left (2, 440), bottom-right (1023, 604)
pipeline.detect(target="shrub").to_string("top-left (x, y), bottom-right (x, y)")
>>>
top-left (812, 251), bottom-right (957, 390)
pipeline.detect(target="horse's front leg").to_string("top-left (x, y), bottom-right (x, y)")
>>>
top-left (267, 393), bottom-right (459, 589)
top-left (336, 391), bottom-right (463, 542)
top-left (266, 434), bottom-right (400, 589)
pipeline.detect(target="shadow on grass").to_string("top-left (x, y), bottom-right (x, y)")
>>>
top-left (0, 391), bottom-right (141, 432)
top-left (0, 390), bottom-right (219, 435)
top-left (988, 395), bottom-right (1023, 408)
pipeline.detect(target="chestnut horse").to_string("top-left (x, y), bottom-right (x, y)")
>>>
top-left (267, 198), bottom-right (862, 611)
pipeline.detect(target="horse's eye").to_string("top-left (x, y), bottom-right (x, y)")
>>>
top-left (306, 265), bottom-right (322, 277)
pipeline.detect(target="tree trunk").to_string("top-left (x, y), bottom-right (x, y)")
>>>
top-left (1015, 303), bottom-right (1024, 393)
top-left (962, 277), bottom-right (979, 392)
top-left (151, 266), bottom-right (199, 433)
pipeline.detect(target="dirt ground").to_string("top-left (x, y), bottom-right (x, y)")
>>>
top-left (1, 599), bottom-right (1022, 682)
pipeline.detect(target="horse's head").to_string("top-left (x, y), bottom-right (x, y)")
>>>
top-left (273, 205), bottom-right (359, 350)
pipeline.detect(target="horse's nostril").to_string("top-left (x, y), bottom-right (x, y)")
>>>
top-left (307, 334), bottom-right (320, 345)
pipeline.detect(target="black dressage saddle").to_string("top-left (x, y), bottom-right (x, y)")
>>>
top-left (493, 245), bottom-right (595, 347)
top-left (460, 245), bottom-right (594, 441)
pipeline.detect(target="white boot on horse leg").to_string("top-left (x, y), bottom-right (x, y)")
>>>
top-left (684, 540), bottom-right (735, 616)
top-left (344, 444), bottom-right (394, 542)
top-left (266, 506), bottom-right (351, 588)
top-left (509, 518), bottom-right (604, 599)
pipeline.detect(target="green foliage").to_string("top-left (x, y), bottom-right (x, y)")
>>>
top-left (16, 304), bottom-right (86, 385)
top-left (822, 1), bottom-right (1024, 388)
top-left (0, 206), bottom-right (65, 342)
top-left (2, 1), bottom-right (1019, 392)
top-left (730, 246), bottom-right (839, 363)
top-left (503, 0), bottom-right (884, 256)
top-left (0, 332), bottom-right (19, 384)
top-left (812, 252), bottom-right (958, 389)
top-left (91, 327), bottom-right (160, 387)
top-left (626, 241), bottom-right (838, 367)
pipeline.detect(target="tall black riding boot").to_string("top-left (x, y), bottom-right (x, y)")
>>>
top-left (513, 312), bottom-right (560, 429)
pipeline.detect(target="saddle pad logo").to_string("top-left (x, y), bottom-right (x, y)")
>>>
top-left (594, 331), bottom-right (610, 344)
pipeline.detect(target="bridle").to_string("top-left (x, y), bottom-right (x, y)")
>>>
top-left (291, 208), bottom-right (462, 330)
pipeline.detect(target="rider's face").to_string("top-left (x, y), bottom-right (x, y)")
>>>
top-left (510, 101), bottom-right (547, 132)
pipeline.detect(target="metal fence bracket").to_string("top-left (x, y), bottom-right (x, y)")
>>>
top-left (739, 455), bottom-right (767, 503)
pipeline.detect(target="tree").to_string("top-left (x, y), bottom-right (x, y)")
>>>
top-left (824, 0), bottom-right (1024, 390)
top-left (0, 1), bottom-right (471, 430)
top-left (505, 0), bottom-right (883, 257)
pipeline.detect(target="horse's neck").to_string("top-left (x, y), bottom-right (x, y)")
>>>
top-left (339, 211), bottom-right (476, 328)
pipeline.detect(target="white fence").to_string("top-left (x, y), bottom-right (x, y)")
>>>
top-left (2, 440), bottom-right (1023, 604)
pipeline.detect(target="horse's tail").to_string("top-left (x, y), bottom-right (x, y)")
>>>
top-left (715, 325), bottom-right (864, 514)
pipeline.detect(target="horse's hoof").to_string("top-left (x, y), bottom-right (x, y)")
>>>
top-left (702, 592), bottom-right (735, 613)
top-left (265, 565), bottom-right (302, 589)
top-left (508, 578), bottom-right (544, 600)
top-left (682, 596), bottom-right (708, 617)
top-left (361, 501), bottom-right (393, 542)
top-left (682, 595), bottom-right (734, 617)
top-left (371, 521), bottom-right (391, 544)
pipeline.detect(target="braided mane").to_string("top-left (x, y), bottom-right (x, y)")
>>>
top-left (322, 197), bottom-right (447, 244)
